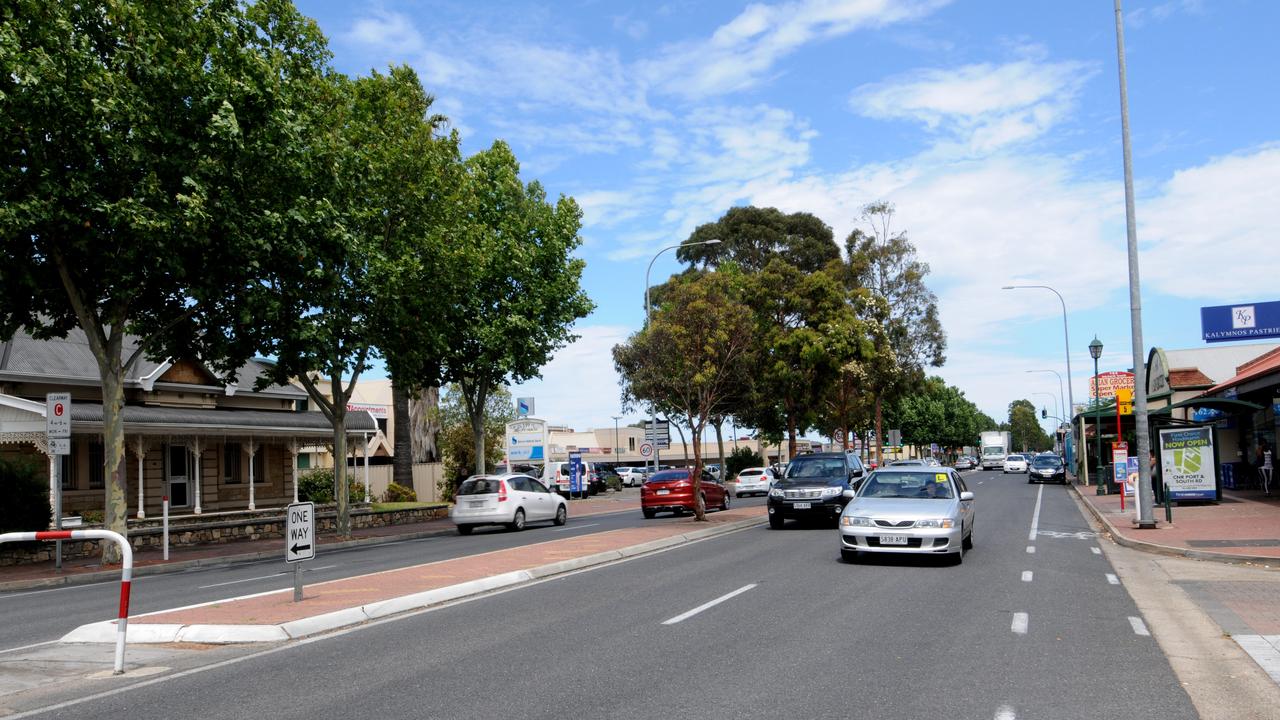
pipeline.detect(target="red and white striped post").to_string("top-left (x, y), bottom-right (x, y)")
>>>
top-left (0, 529), bottom-right (132, 674)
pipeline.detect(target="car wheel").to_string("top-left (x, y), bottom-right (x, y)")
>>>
top-left (720, 493), bottom-right (730, 511)
top-left (840, 548), bottom-right (859, 563)
top-left (642, 508), bottom-right (657, 519)
top-left (953, 548), bottom-right (964, 565)
top-left (507, 508), bottom-right (526, 532)
top-left (456, 524), bottom-right (473, 536)
top-left (735, 492), bottom-right (743, 499)
top-left (963, 527), bottom-right (973, 550)
top-left (553, 505), bottom-right (567, 526)
top-left (769, 514), bottom-right (785, 529)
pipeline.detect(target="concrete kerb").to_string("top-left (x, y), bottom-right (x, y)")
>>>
top-left (61, 514), bottom-right (766, 646)
top-left (1067, 482), bottom-right (1280, 568)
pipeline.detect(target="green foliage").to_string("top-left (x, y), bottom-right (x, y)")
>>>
top-left (81, 510), bottom-right (104, 525)
top-left (382, 483), bottom-right (417, 503)
top-left (296, 467), bottom-right (366, 505)
top-left (885, 376), bottom-right (988, 451)
top-left (437, 384), bottom-right (514, 496)
top-left (0, 459), bottom-right (51, 533)
top-left (677, 206), bottom-right (840, 274)
top-left (1008, 399), bottom-right (1052, 452)
top-left (725, 447), bottom-right (764, 480)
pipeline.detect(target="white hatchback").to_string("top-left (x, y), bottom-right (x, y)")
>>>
top-left (1003, 455), bottom-right (1029, 473)
top-left (450, 474), bottom-right (568, 535)
top-left (733, 467), bottom-right (773, 497)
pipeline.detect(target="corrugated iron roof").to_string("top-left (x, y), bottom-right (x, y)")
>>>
top-left (66, 402), bottom-right (376, 434)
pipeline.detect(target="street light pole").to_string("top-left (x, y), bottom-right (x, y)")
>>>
top-left (1004, 285), bottom-right (1078, 474)
top-left (1026, 370), bottom-right (1065, 430)
top-left (611, 415), bottom-right (621, 468)
top-left (645, 239), bottom-right (722, 475)
top-left (1113, 0), bottom-right (1155, 528)
top-left (1090, 336), bottom-right (1105, 495)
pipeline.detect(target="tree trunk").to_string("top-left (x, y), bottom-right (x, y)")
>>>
top-left (465, 380), bottom-right (489, 476)
top-left (409, 385), bottom-right (440, 462)
top-left (875, 396), bottom-right (884, 466)
top-left (391, 378), bottom-right (412, 492)
top-left (98, 348), bottom-right (127, 564)
top-left (691, 421), bottom-right (706, 521)
top-left (713, 420), bottom-right (725, 479)
top-left (787, 413), bottom-right (797, 460)
top-left (332, 407), bottom-right (350, 536)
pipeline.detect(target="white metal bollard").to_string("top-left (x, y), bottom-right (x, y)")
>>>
top-left (0, 529), bottom-right (133, 674)
top-left (162, 495), bottom-right (169, 561)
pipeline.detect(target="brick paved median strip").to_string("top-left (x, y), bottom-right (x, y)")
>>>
top-left (62, 506), bottom-right (764, 644)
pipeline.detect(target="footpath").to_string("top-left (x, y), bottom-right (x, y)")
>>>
top-left (1071, 481), bottom-right (1280, 689)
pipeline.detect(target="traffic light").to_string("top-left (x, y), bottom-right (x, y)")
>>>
top-left (1041, 408), bottom-right (1047, 419)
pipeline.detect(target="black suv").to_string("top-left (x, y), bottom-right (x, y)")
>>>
top-left (767, 452), bottom-right (865, 528)
top-left (1028, 454), bottom-right (1066, 484)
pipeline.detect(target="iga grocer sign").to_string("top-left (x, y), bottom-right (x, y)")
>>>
top-left (1089, 371), bottom-right (1134, 400)
top-left (1201, 301), bottom-right (1280, 343)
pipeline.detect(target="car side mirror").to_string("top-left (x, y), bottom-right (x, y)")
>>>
top-left (842, 488), bottom-right (857, 499)
top-left (960, 491), bottom-right (975, 501)
top-left (850, 469), bottom-right (863, 478)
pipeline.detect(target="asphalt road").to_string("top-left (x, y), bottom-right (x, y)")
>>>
top-left (18, 471), bottom-right (1198, 720)
top-left (0, 493), bottom-right (767, 651)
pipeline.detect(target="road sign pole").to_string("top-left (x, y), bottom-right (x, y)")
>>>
top-left (54, 460), bottom-right (62, 571)
top-left (162, 496), bottom-right (170, 561)
top-left (294, 561), bottom-right (303, 602)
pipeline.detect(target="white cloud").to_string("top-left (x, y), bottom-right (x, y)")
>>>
top-left (1139, 144), bottom-right (1280, 298)
top-left (613, 14), bottom-right (649, 40)
top-left (509, 325), bottom-right (634, 431)
top-left (1128, 0), bottom-right (1205, 28)
top-left (851, 59), bottom-right (1096, 152)
top-left (343, 11), bottom-right (425, 54)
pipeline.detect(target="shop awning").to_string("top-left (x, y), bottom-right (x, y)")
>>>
top-left (1150, 396), bottom-right (1263, 416)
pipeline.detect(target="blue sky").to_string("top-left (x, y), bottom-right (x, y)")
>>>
top-left (302, 0), bottom-right (1279, 438)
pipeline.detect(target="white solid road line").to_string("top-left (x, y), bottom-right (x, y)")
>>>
top-left (1026, 545), bottom-right (1036, 554)
top-left (995, 706), bottom-right (1017, 720)
top-left (1011, 612), bottom-right (1029, 635)
top-left (1028, 483), bottom-right (1044, 541)
top-left (1021, 571), bottom-right (1033, 582)
top-left (1129, 616), bottom-right (1151, 636)
top-left (1091, 547), bottom-right (1102, 555)
top-left (662, 584), bottom-right (757, 625)
top-left (0, 639), bottom-right (59, 656)
top-left (1106, 573), bottom-right (1120, 585)
top-left (552, 523), bottom-right (601, 532)
top-left (196, 564), bottom-right (338, 589)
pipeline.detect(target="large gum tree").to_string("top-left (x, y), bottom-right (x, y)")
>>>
top-left (0, 0), bottom-right (330, 558)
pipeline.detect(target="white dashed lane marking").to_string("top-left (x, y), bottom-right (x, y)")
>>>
top-left (1129, 616), bottom-right (1150, 636)
top-left (1091, 547), bottom-right (1102, 555)
top-left (1106, 573), bottom-right (1119, 585)
top-left (1021, 571), bottom-right (1033, 582)
top-left (995, 707), bottom-right (1017, 720)
top-left (1026, 545), bottom-right (1036, 554)
top-left (1011, 612), bottom-right (1029, 635)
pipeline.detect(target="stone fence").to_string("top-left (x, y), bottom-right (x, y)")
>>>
top-left (0, 503), bottom-right (450, 566)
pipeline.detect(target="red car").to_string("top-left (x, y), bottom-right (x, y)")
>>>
top-left (641, 468), bottom-right (730, 518)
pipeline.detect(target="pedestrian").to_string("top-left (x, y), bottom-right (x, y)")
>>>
top-left (1149, 449), bottom-right (1161, 503)
top-left (1260, 441), bottom-right (1273, 497)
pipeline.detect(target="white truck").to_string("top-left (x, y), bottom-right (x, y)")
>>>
top-left (979, 431), bottom-right (1011, 470)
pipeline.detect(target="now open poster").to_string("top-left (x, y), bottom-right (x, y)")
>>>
top-left (1158, 427), bottom-right (1217, 501)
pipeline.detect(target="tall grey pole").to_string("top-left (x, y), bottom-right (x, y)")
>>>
top-left (1006, 286), bottom-right (1077, 469)
top-left (644, 239), bottom-right (721, 476)
top-left (1114, 0), bottom-right (1155, 528)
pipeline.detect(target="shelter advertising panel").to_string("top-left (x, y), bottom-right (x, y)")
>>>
top-left (1158, 427), bottom-right (1217, 501)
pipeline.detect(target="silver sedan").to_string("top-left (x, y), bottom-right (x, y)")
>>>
top-left (838, 467), bottom-right (975, 564)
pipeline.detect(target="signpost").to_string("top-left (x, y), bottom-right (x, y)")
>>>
top-left (1112, 442), bottom-right (1129, 511)
top-left (46, 393), bottom-right (71, 569)
top-left (568, 452), bottom-right (583, 498)
top-left (286, 501), bottom-right (315, 601)
top-left (639, 442), bottom-right (654, 460)
top-left (506, 418), bottom-right (548, 474)
top-left (516, 397), bottom-right (534, 418)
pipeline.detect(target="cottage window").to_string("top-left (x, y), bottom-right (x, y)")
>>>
top-left (59, 446), bottom-right (76, 490)
top-left (252, 446), bottom-right (266, 484)
top-left (88, 442), bottom-right (105, 490)
top-left (223, 442), bottom-right (242, 484)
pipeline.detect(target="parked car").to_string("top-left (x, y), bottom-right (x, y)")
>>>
top-left (1028, 454), bottom-right (1066, 484)
top-left (641, 468), bottom-right (729, 518)
top-left (616, 467), bottom-right (647, 487)
top-left (704, 464), bottom-right (722, 481)
top-left (839, 467), bottom-right (975, 563)
top-left (450, 474), bottom-right (568, 534)
top-left (953, 456), bottom-right (974, 471)
top-left (1003, 454), bottom-right (1029, 473)
top-left (889, 459), bottom-right (925, 467)
top-left (733, 467), bottom-right (773, 497)
top-left (767, 452), bottom-right (863, 529)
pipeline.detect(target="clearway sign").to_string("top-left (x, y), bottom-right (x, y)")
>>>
top-left (286, 502), bottom-right (315, 563)
top-left (46, 392), bottom-right (71, 439)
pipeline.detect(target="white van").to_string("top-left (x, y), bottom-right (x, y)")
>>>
top-left (539, 461), bottom-right (596, 497)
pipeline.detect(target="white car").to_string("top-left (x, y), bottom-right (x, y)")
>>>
top-left (1002, 454), bottom-right (1029, 473)
top-left (450, 474), bottom-right (568, 534)
top-left (733, 467), bottom-right (773, 497)
top-left (839, 467), bottom-right (975, 563)
top-left (616, 467), bottom-right (647, 487)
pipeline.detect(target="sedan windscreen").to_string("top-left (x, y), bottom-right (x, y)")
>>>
top-left (1031, 457), bottom-right (1062, 468)
top-left (787, 458), bottom-right (845, 478)
top-left (860, 472), bottom-right (955, 499)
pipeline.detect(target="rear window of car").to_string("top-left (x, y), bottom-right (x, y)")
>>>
top-left (859, 472), bottom-right (955, 499)
top-left (647, 470), bottom-right (689, 483)
top-left (1007, 455), bottom-right (1024, 462)
top-left (738, 470), bottom-right (763, 478)
top-left (786, 457), bottom-right (846, 478)
top-left (458, 478), bottom-right (503, 495)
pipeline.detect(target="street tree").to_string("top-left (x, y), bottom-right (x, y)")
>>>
top-left (0, 0), bottom-right (331, 554)
top-left (676, 206), bottom-right (840, 274)
top-left (844, 202), bottom-right (946, 465)
top-left (435, 384), bottom-right (515, 497)
top-left (440, 141), bottom-right (593, 475)
top-left (613, 271), bottom-right (755, 520)
top-left (260, 67), bottom-right (458, 535)
top-left (1008, 399), bottom-right (1052, 452)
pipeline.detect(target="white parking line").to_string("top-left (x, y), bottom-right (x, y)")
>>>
top-left (662, 584), bottom-right (757, 625)
top-left (1091, 547), bottom-right (1102, 555)
top-left (1011, 612), bottom-right (1029, 635)
top-left (1026, 545), bottom-right (1036, 554)
top-left (1021, 571), bottom-right (1033, 582)
top-left (1106, 573), bottom-right (1119, 585)
top-left (1028, 483), bottom-right (1044, 541)
top-left (995, 706), bottom-right (1017, 720)
top-left (552, 523), bottom-right (600, 532)
top-left (1129, 616), bottom-right (1150, 636)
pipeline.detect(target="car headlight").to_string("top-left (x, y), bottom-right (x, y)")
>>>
top-left (821, 486), bottom-right (843, 497)
top-left (915, 518), bottom-right (955, 528)
top-left (841, 516), bottom-right (873, 527)
top-left (769, 488), bottom-right (783, 498)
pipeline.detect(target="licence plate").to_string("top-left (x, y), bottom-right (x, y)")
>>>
top-left (880, 535), bottom-right (908, 545)
top-left (656, 489), bottom-right (670, 495)
top-left (793, 502), bottom-right (811, 509)
top-left (468, 501), bottom-right (485, 507)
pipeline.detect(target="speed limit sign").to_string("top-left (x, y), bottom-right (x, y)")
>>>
top-left (639, 442), bottom-right (654, 458)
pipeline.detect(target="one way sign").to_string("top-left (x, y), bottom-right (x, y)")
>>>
top-left (285, 501), bottom-right (315, 563)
